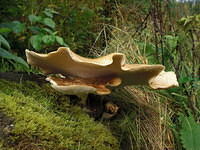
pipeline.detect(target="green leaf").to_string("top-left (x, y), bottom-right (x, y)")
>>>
top-left (0, 35), bottom-right (10, 49)
top-left (28, 15), bottom-right (42, 23)
top-left (0, 22), bottom-right (15, 31)
top-left (0, 28), bottom-right (12, 34)
top-left (52, 31), bottom-right (58, 35)
top-left (42, 35), bottom-right (55, 45)
top-left (44, 11), bottom-right (53, 18)
top-left (0, 48), bottom-right (28, 68)
top-left (42, 28), bottom-right (53, 34)
top-left (30, 35), bottom-right (43, 50)
top-left (43, 8), bottom-right (58, 18)
top-left (179, 114), bottom-right (200, 150)
top-left (0, 48), bottom-right (13, 59)
top-left (179, 76), bottom-right (194, 84)
top-left (56, 36), bottom-right (67, 46)
top-left (0, 21), bottom-right (25, 33)
top-left (14, 56), bottom-right (29, 68)
top-left (42, 18), bottom-right (55, 29)
top-left (28, 26), bottom-right (43, 33)
top-left (43, 9), bottom-right (53, 18)
top-left (164, 35), bottom-right (178, 50)
top-left (11, 21), bottom-right (25, 33)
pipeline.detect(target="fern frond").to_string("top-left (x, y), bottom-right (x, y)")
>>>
top-left (179, 114), bottom-right (200, 150)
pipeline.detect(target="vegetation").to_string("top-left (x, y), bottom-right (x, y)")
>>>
top-left (0, 80), bottom-right (119, 150)
top-left (0, 0), bottom-right (199, 150)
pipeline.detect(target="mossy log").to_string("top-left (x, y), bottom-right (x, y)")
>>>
top-left (0, 73), bottom-right (119, 150)
top-left (0, 72), bottom-right (174, 150)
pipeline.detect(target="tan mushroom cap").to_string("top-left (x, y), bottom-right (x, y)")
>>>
top-left (46, 75), bottom-right (121, 95)
top-left (149, 71), bottom-right (179, 89)
top-left (25, 47), bottom-right (179, 94)
top-left (25, 47), bottom-right (126, 78)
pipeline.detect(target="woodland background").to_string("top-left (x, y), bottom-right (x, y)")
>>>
top-left (0, 0), bottom-right (200, 150)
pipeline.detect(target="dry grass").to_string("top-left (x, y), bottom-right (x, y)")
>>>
top-left (89, 23), bottom-right (176, 150)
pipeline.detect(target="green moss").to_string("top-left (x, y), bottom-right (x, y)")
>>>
top-left (0, 80), bottom-right (119, 150)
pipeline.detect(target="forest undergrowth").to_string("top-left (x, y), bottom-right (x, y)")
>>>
top-left (0, 0), bottom-right (199, 150)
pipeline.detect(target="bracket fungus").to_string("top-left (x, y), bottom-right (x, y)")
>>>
top-left (25, 47), bottom-right (178, 103)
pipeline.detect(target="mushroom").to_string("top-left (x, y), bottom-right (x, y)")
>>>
top-left (45, 75), bottom-right (121, 104)
top-left (25, 47), bottom-right (178, 104)
top-left (101, 101), bottom-right (119, 119)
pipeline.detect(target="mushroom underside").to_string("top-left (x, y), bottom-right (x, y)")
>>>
top-left (46, 75), bottom-right (122, 95)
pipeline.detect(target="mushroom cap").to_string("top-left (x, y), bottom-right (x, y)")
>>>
top-left (46, 75), bottom-right (122, 95)
top-left (25, 47), bottom-right (126, 78)
top-left (46, 76), bottom-right (97, 95)
top-left (149, 71), bottom-right (179, 89)
top-left (25, 47), bottom-right (179, 95)
top-left (120, 64), bottom-right (165, 86)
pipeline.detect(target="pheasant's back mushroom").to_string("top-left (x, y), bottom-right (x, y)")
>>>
top-left (25, 47), bottom-right (179, 103)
